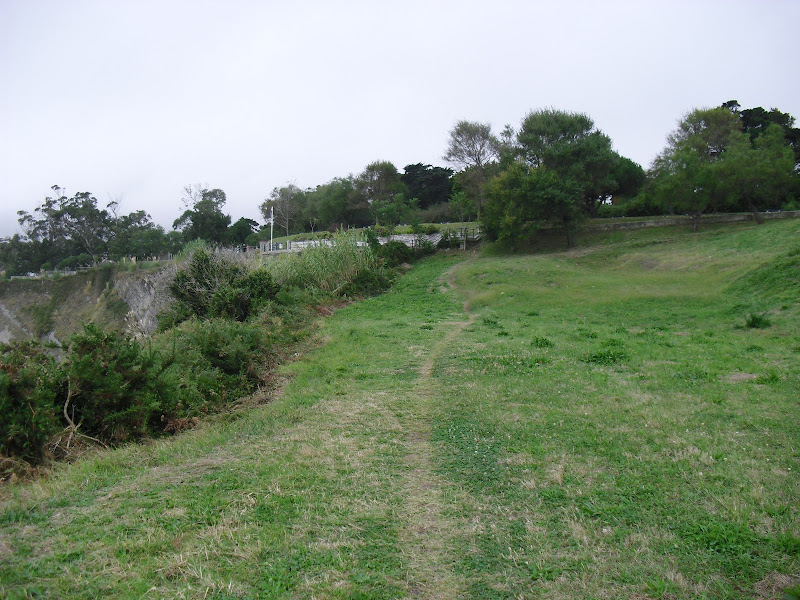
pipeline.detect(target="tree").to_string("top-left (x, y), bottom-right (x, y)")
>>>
top-left (517, 109), bottom-right (620, 218)
top-left (648, 107), bottom-right (741, 230)
top-left (443, 121), bottom-right (498, 215)
top-left (260, 184), bottom-right (304, 236)
top-left (0, 234), bottom-right (39, 276)
top-left (714, 125), bottom-right (795, 222)
top-left (401, 163), bottom-right (453, 209)
top-left (226, 217), bottom-right (260, 246)
top-left (482, 163), bottom-right (582, 249)
top-left (173, 187), bottom-right (231, 244)
top-left (650, 148), bottom-right (712, 230)
top-left (444, 121), bottom-right (498, 171)
top-left (305, 177), bottom-right (356, 230)
top-left (17, 186), bottom-right (112, 266)
top-left (449, 189), bottom-right (475, 223)
top-left (107, 210), bottom-right (170, 260)
top-left (372, 193), bottom-right (418, 233)
top-left (353, 161), bottom-right (407, 226)
top-left (724, 100), bottom-right (800, 195)
top-left (611, 157), bottom-right (646, 203)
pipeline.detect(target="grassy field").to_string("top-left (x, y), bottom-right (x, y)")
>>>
top-left (1, 220), bottom-right (798, 599)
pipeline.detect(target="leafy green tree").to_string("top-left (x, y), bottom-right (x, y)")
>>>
top-left (226, 217), bottom-right (260, 246)
top-left (517, 109), bottom-right (620, 218)
top-left (304, 177), bottom-right (357, 229)
top-left (611, 156), bottom-right (647, 202)
top-left (650, 148), bottom-right (713, 230)
top-left (172, 186), bottom-right (231, 244)
top-left (449, 189), bottom-right (475, 223)
top-left (17, 186), bottom-right (112, 266)
top-left (649, 107), bottom-right (741, 230)
top-left (107, 210), bottom-right (170, 260)
top-left (482, 163), bottom-right (583, 249)
top-left (353, 161), bottom-right (408, 226)
top-left (401, 163), bottom-right (453, 209)
top-left (0, 234), bottom-right (40, 276)
top-left (373, 193), bottom-right (418, 233)
top-left (714, 125), bottom-right (795, 222)
top-left (725, 100), bottom-right (800, 166)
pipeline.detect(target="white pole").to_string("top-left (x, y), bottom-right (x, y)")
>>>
top-left (270, 206), bottom-right (274, 252)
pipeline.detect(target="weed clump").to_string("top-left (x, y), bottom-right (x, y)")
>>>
top-left (531, 336), bottom-right (553, 348)
top-left (745, 312), bottom-right (772, 329)
top-left (584, 339), bottom-right (628, 365)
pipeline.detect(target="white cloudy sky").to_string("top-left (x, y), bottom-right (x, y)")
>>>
top-left (2, 0), bottom-right (798, 237)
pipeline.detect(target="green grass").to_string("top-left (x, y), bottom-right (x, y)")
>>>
top-left (1, 219), bottom-right (799, 598)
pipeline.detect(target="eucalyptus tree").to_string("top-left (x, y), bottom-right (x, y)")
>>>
top-left (17, 185), bottom-right (112, 265)
top-left (443, 120), bottom-right (498, 215)
top-left (260, 184), bottom-right (304, 236)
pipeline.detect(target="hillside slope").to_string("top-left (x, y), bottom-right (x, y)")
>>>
top-left (1, 221), bottom-right (798, 599)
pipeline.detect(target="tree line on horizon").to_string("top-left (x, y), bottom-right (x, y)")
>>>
top-left (1, 100), bottom-right (798, 274)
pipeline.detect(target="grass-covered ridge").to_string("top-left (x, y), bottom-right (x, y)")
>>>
top-left (1, 220), bottom-right (798, 598)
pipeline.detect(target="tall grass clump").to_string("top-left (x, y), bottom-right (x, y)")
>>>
top-left (270, 231), bottom-right (389, 297)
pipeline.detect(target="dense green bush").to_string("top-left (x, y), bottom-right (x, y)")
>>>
top-left (378, 240), bottom-right (414, 267)
top-left (0, 343), bottom-right (62, 464)
top-left (165, 248), bottom-right (279, 326)
top-left (66, 324), bottom-right (173, 442)
top-left (154, 318), bottom-right (269, 412)
top-left (56, 253), bottom-right (94, 270)
top-left (596, 194), bottom-right (664, 218)
top-left (418, 202), bottom-right (455, 223)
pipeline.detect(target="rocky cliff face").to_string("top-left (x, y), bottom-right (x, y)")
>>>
top-left (0, 264), bottom-right (175, 345)
top-left (114, 264), bottom-right (176, 338)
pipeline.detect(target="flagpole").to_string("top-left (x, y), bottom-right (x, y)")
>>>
top-left (270, 206), bottom-right (274, 252)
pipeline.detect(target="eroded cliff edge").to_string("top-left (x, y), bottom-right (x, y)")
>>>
top-left (0, 264), bottom-right (174, 345)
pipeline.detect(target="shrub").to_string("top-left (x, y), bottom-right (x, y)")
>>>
top-left (416, 238), bottom-right (436, 256)
top-left (0, 343), bottom-right (62, 465)
top-left (167, 248), bottom-right (279, 324)
top-left (418, 202), bottom-right (456, 223)
top-left (66, 324), bottom-right (172, 442)
top-left (378, 241), bottom-right (414, 267)
top-left (597, 194), bottom-right (664, 218)
top-left (155, 318), bottom-right (269, 414)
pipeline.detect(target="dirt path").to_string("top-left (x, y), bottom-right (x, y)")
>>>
top-left (394, 260), bottom-right (477, 599)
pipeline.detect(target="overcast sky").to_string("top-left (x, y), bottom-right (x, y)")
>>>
top-left (2, 0), bottom-right (798, 238)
